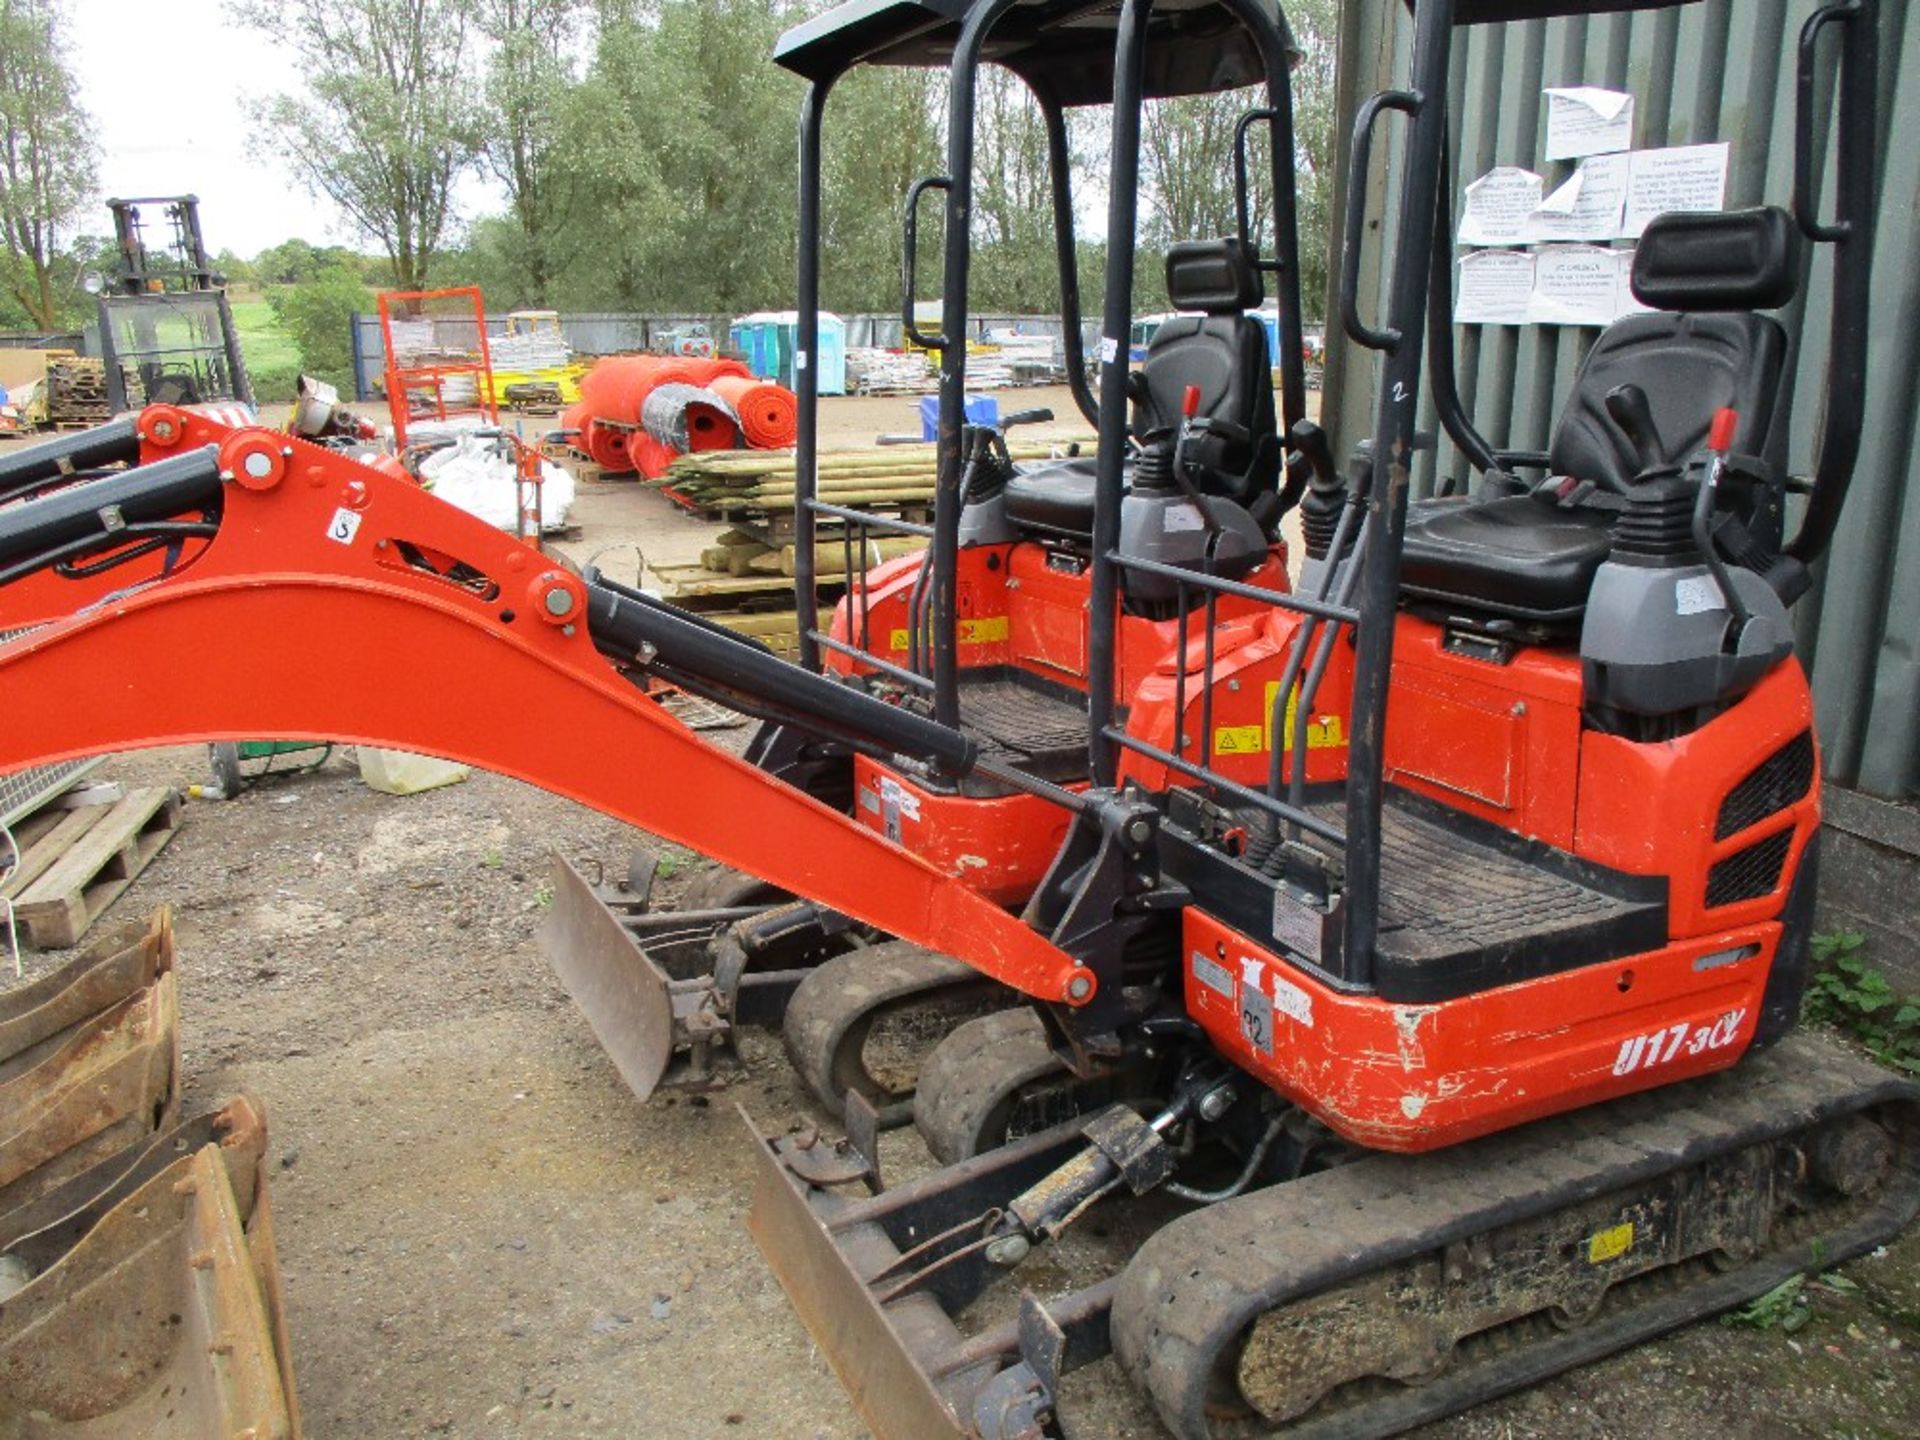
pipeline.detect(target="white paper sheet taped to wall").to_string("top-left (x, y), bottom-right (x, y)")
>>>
top-left (1456, 250), bottom-right (1537, 325)
top-left (1544, 86), bottom-right (1635, 160)
top-left (1528, 246), bottom-right (1627, 326)
top-left (1458, 167), bottom-right (1545, 246)
top-left (1525, 152), bottom-right (1631, 242)
top-left (1623, 142), bottom-right (1731, 237)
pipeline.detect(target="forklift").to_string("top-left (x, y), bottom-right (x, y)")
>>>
top-left (0, 0), bottom-right (1909, 1436)
top-left (95, 195), bottom-right (254, 414)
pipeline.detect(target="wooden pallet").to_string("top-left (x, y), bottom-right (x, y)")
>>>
top-left (4, 788), bottom-right (183, 949)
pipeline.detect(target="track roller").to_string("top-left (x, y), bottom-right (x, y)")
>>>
top-left (782, 943), bottom-right (1009, 1125)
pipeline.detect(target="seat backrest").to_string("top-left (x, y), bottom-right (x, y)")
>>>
top-left (1134, 238), bottom-right (1278, 506)
top-left (1548, 207), bottom-right (1799, 491)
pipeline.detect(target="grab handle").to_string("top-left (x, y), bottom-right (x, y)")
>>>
top-left (1340, 90), bottom-right (1420, 353)
top-left (1794, 0), bottom-right (1862, 242)
top-left (902, 176), bottom-right (954, 350)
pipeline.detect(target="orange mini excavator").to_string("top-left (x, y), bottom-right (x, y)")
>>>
top-left (0, 1), bottom-right (1913, 1437)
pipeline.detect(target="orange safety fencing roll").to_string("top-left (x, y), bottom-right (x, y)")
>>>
top-left (708, 374), bottom-right (798, 450)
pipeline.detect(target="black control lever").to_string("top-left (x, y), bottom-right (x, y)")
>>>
top-left (1604, 384), bottom-right (1671, 477)
top-left (999, 408), bottom-right (1055, 430)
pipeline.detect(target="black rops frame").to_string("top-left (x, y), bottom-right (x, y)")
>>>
top-left (774, 0), bottom-right (1312, 728)
top-left (1326, 0), bottom-right (1878, 986)
top-left (772, 0), bottom-right (1879, 1004)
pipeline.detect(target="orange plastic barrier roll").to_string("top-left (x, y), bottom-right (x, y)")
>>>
top-left (708, 374), bottom-right (798, 450)
top-left (582, 418), bottom-right (634, 474)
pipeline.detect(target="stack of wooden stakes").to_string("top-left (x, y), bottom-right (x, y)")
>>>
top-left (657, 439), bottom-right (1094, 519)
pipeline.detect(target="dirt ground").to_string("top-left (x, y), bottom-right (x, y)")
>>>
top-left (7, 388), bottom-right (1919, 1439)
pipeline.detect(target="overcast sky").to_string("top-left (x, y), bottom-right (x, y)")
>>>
top-left (65, 0), bottom-right (501, 259)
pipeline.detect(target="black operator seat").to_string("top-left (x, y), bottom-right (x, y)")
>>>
top-left (1399, 207), bottom-right (1800, 627)
top-left (1003, 237), bottom-right (1281, 539)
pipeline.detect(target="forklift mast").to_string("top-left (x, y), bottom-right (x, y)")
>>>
top-left (96, 195), bottom-right (253, 413)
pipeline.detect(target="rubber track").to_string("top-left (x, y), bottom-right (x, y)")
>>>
top-left (1112, 1032), bottom-right (1920, 1440)
top-left (912, 1007), bottom-right (1064, 1165)
top-left (781, 942), bottom-right (999, 1118)
top-left (677, 863), bottom-right (784, 912)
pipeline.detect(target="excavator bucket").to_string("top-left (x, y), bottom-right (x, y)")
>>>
top-left (0, 912), bottom-right (179, 1216)
top-left (0, 1095), bottom-right (302, 1438)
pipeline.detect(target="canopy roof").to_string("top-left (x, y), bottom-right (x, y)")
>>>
top-left (773, 0), bottom-right (1289, 106)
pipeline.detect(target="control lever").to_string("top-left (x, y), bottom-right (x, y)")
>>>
top-left (999, 408), bottom-right (1055, 430)
top-left (1694, 406), bottom-right (1756, 650)
top-left (1604, 384), bottom-right (1671, 477)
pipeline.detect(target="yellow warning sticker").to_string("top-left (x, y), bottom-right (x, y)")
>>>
top-left (1587, 1221), bottom-right (1635, 1265)
top-left (1213, 724), bottom-right (1265, 754)
top-left (1208, 683), bottom-right (1348, 756)
top-left (887, 616), bottom-right (1009, 652)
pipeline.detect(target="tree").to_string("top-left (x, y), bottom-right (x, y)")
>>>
top-left (547, 1), bottom-right (802, 314)
top-left (819, 65), bottom-right (944, 315)
top-left (0, 0), bottom-right (97, 329)
top-left (473, 0), bottom-right (588, 304)
top-left (1135, 0), bottom-right (1339, 321)
top-left (232, 0), bottom-right (482, 290)
top-left (269, 263), bottom-right (374, 388)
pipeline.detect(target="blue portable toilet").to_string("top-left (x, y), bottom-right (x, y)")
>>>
top-left (813, 312), bottom-right (848, 396)
top-left (1256, 310), bottom-right (1284, 366)
top-left (921, 393), bottom-right (998, 441)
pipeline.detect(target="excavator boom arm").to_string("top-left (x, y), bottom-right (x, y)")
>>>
top-left (0, 409), bottom-right (1091, 1008)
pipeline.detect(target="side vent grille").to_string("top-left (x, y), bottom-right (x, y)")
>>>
top-left (1715, 731), bottom-right (1815, 840)
top-left (1706, 829), bottom-right (1793, 908)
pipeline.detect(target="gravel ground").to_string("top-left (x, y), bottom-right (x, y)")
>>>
top-left (4, 390), bottom-right (1917, 1437)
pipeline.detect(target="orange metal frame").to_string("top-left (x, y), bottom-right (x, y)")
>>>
top-left (377, 287), bottom-right (500, 449)
top-left (0, 408), bottom-right (1090, 1010)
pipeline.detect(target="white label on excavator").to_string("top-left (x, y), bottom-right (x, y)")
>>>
top-left (326, 508), bottom-right (363, 546)
top-left (1192, 951), bottom-right (1235, 999)
top-left (1100, 336), bottom-right (1121, 365)
top-left (1164, 503), bottom-right (1205, 534)
top-left (877, 775), bottom-right (921, 822)
top-left (1269, 972), bottom-right (1314, 1029)
top-left (1271, 889), bottom-right (1324, 963)
top-left (1674, 575), bottom-right (1723, 615)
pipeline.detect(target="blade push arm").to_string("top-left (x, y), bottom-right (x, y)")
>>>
top-left (0, 408), bottom-right (1094, 1009)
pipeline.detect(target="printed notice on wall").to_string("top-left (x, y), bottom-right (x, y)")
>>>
top-left (1456, 249), bottom-right (1536, 325)
top-left (1525, 152), bottom-right (1631, 242)
top-left (1458, 167), bottom-right (1545, 246)
top-left (1529, 246), bottom-right (1625, 326)
top-left (1544, 87), bottom-right (1635, 160)
top-left (1623, 143), bottom-right (1730, 237)
top-left (1613, 247), bottom-right (1655, 318)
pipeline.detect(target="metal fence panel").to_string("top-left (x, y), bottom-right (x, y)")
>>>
top-left (1322, 0), bottom-right (1918, 797)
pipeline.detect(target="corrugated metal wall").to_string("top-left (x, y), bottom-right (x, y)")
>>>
top-left (1321, 0), bottom-right (1918, 797)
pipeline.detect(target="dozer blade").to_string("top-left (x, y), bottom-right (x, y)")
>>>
top-left (537, 853), bottom-right (679, 1101)
top-left (741, 1102), bottom-right (1102, 1440)
top-left (0, 958), bottom-right (179, 1216)
top-left (0, 1094), bottom-right (302, 1439)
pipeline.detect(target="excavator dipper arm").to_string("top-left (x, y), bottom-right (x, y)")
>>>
top-left (0, 409), bottom-right (1092, 1009)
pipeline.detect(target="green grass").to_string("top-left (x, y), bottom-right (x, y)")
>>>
top-left (228, 296), bottom-right (300, 374)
